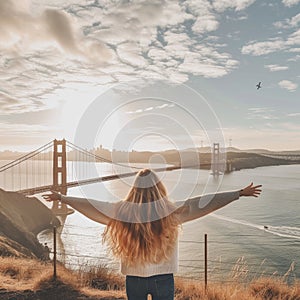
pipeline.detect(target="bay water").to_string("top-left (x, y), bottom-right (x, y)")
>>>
top-left (35, 164), bottom-right (300, 282)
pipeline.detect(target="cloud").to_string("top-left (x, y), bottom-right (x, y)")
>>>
top-left (274, 13), bottom-right (300, 29)
top-left (287, 112), bottom-right (300, 117)
top-left (0, 1), bottom-right (114, 63)
top-left (247, 107), bottom-right (279, 120)
top-left (0, 122), bottom-right (56, 134)
top-left (278, 80), bottom-right (298, 91)
top-left (288, 28), bottom-right (300, 46)
top-left (212, 0), bottom-right (256, 11)
top-left (242, 28), bottom-right (300, 56)
top-left (178, 44), bottom-right (239, 78)
top-left (43, 9), bottom-right (78, 53)
top-left (0, 1), bottom-right (73, 52)
top-left (0, 89), bottom-right (55, 115)
top-left (0, 92), bottom-right (22, 112)
top-left (0, 0), bottom-right (247, 119)
top-left (87, 0), bottom-right (193, 45)
top-left (0, 122), bottom-right (59, 151)
top-left (289, 48), bottom-right (300, 52)
top-left (288, 54), bottom-right (300, 61)
top-left (84, 0), bottom-right (240, 79)
top-left (242, 39), bottom-right (286, 56)
top-left (117, 43), bottom-right (148, 67)
top-left (182, 0), bottom-right (212, 17)
top-left (126, 104), bottom-right (175, 115)
top-left (282, 0), bottom-right (300, 7)
top-left (183, 0), bottom-right (255, 35)
top-left (264, 64), bottom-right (289, 72)
top-left (192, 15), bottom-right (219, 34)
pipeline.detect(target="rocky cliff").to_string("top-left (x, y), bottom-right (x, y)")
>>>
top-left (0, 189), bottom-right (60, 259)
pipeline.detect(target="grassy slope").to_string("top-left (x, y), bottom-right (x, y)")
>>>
top-left (0, 257), bottom-right (299, 300)
top-left (0, 189), bottom-right (60, 259)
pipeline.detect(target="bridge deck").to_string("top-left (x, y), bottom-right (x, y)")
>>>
top-left (18, 165), bottom-right (183, 195)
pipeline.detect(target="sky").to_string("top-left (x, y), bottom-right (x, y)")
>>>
top-left (0, 0), bottom-right (300, 152)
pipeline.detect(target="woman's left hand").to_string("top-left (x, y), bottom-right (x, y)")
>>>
top-left (240, 183), bottom-right (262, 197)
top-left (42, 191), bottom-right (62, 202)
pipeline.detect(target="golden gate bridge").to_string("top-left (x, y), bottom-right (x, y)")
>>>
top-left (0, 140), bottom-right (231, 215)
top-left (2, 139), bottom-right (298, 217)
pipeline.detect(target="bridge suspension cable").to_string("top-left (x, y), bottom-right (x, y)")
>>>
top-left (0, 141), bottom-right (53, 172)
top-left (0, 141), bottom-right (54, 192)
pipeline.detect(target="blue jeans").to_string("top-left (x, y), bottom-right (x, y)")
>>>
top-left (126, 273), bottom-right (174, 300)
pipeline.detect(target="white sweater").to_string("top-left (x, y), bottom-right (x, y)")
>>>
top-left (61, 190), bottom-right (240, 277)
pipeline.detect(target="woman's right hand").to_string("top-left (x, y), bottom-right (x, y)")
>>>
top-left (42, 191), bottom-right (62, 202)
top-left (240, 183), bottom-right (262, 197)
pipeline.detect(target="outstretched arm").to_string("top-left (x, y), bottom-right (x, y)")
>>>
top-left (42, 191), bottom-right (114, 225)
top-left (177, 183), bottom-right (262, 223)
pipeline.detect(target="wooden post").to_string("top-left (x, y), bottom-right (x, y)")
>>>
top-left (204, 233), bottom-right (208, 291)
top-left (53, 226), bottom-right (57, 279)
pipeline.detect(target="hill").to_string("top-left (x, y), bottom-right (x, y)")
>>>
top-left (0, 189), bottom-right (60, 259)
top-left (226, 152), bottom-right (297, 170)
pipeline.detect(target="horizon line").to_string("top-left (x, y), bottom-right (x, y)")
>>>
top-left (1, 145), bottom-right (300, 154)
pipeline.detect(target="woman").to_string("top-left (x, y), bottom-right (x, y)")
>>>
top-left (43, 168), bottom-right (262, 300)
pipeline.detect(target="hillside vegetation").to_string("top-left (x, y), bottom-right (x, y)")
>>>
top-left (0, 256), bottom-right (299, 300)
top-left (0, 189), bottom-right (60, 259)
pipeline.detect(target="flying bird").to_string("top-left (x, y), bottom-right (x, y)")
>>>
top-left (256, 82), bottom-right (262, 90)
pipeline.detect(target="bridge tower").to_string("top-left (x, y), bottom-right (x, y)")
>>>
top-left (212, 143), bottom-right (220, 176)
top-left (52, 139), bottom-right (69, 215)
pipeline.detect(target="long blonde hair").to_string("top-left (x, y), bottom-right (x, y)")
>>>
top-left (102, 169), bottom-right (183, 266)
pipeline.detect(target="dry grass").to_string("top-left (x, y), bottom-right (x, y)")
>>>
top-left (250, 278), bottom-right (300, 300)
top-left (174, 278), bottom-right (245, 300)
top-left (0, 256), bottom-right (47, 290)
top-left (0, 256), bottom-right (126, 299)
top-left (174, 277), bottom-right (300, 300)
top-left (0, 256), bottom-right (300, 299)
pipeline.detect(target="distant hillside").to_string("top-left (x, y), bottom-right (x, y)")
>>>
top-left (1, 146), bottom-right (300, 168)
top-left (142, 150), bottom-right (298, 168)
top-left (225, 148), bottom-right (300, 155)
top-left (226, 152), bottom-right (297, 170)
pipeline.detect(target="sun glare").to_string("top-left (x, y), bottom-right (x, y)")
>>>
top-left (60, 84), bottom-right (111, 142)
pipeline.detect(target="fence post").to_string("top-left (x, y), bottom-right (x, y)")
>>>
top-left (204, 233), bottom-right (208, 291)
top-left (53, 226), bottom-right (57, 279)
